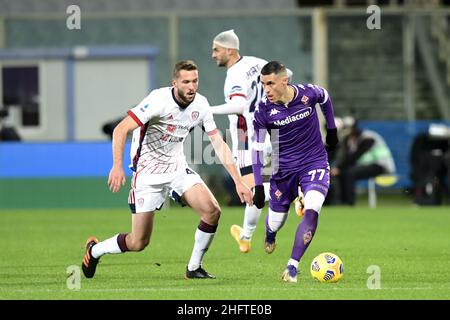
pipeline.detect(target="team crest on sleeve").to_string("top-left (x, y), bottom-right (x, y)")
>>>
top-left (140, 104), bottom-right (149, 113)
top-left (191, 111), bottom-right (199, 121)
top-left (230, 85), bottom-right (243, 94)
top-left (301, 95), bottom-right (309, 105)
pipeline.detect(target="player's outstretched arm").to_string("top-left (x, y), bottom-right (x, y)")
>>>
top-left (208, 131), bottom-right (253, 206)
top-left (210, 95), bottom-right (246, 115)
top-left (108, 116), bottom-right (139, 193)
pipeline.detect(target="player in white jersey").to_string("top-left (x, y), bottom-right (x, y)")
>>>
top-left (81, 60), bottom-right (253, 280)
top-left (211, 30), bottom-right (296, 253)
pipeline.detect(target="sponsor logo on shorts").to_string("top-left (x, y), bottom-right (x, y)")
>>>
top-left (311, 183), bottom-right (328, 192)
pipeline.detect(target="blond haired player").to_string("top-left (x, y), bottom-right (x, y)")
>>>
top-left (81, 60), bottom-right (253, 280)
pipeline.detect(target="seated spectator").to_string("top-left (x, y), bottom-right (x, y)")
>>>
top-left (330, 119), bottom-right (396, 205)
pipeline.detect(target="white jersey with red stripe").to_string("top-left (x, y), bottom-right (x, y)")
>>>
top-left (128, 87), bottom-right (217, 184)
top-left (224, 56), bottom-right (268, 168)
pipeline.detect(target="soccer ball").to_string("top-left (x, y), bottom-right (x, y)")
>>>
top-left (310, 252), bottom-right (343, 283)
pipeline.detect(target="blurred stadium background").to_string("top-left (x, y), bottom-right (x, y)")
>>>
top-left (0, 0), bottom-right (449, 209)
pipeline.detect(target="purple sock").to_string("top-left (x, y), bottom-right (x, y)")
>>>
top-left (290, 209), bottom-right (318, 262)
top-left (265, 214), bottom-right (270, 230)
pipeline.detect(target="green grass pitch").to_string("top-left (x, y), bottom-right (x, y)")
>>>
top-left (1, 205), bottom-right (449, 300)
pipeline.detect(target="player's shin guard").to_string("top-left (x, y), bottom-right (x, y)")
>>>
top-left (91, 233), bottom-right (129, 258)
top-left (187, 221), bottom-right (217, 271)
top-left (290, 209), bottom-right (319, 262)
top-left (242, 204), bottom-right (261, 240)
top-left (266, 209), bottom-right (288, 233)
top-left (264, 210), bottom-right (288, 253)
top-left (241, 182), bottom-right (270, 239)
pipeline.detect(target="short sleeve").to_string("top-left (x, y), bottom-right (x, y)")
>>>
top-left (202, 108), bottom-right (218, 136)
top-left (252, 101), bottom-right (268, 145)
top-left (197, 97), bottom-right (217, 135)
top-left (224, 76), bottom-right (248, 101)
top-left (306, 84), bottom-right (329, 105)
top-left (253, 101), bottom-right (267, 132)
top-left (127, 90), bottom-right (162, 126)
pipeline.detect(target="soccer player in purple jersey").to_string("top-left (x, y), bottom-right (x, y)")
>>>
top-left (251, 61), bottom-right (338, 283)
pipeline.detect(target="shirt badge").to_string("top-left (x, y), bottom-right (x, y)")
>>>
top-left (301, 95), bottom-right (309, 105)
top-left (191, 111), bottom-right (199, 121)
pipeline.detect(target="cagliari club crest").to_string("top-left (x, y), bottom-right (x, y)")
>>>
top-left (191, 111), bottom-right (199, 121)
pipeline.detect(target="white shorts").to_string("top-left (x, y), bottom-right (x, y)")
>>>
top-left (128, 166), bottom-right (205, 213)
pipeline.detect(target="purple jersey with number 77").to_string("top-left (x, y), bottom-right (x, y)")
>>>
top-left (252, 83), bottom-right (336, 212)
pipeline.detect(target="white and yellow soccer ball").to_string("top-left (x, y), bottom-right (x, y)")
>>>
top-left (310, 252), bottom-right (343, 283)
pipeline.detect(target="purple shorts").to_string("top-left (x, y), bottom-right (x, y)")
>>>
top-left (269, 163), bottom-right (330, 213)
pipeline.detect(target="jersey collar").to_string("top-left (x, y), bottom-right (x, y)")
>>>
top-left (227, 56), bottom-right (244, 73)
top-left (275, 85), bottom-right (298, 108)
top-left (171, 87), bottom-right (192, 110)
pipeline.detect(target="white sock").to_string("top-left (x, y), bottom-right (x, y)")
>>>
top-left (242, 204), bottom-right (262, 240)
top-left (263, 182), bottom-right (270, 202)
top-left (241, 182), bottom-right (270, 239)
top-left (91, 234), bottom-right (123, 258)
top-left (187, 229), bottom-right (215, 271)
top-left (267, 209), bottom-right (288, 233)
top-left (288, 258), bottom-right (299, 269)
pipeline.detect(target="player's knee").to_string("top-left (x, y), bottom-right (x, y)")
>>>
top-left (304, 190), bottom-right (326, 213)
top-left (204, 202), bottom-right (221, 224)
top-left (135, 239), bottom-right (149, 251)
top-left (210, 203), bottom-right (221, 222)
top-left (129, 238), bottom-right (150, 251)
top-left (267, 209), bottom-right (288, 232)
